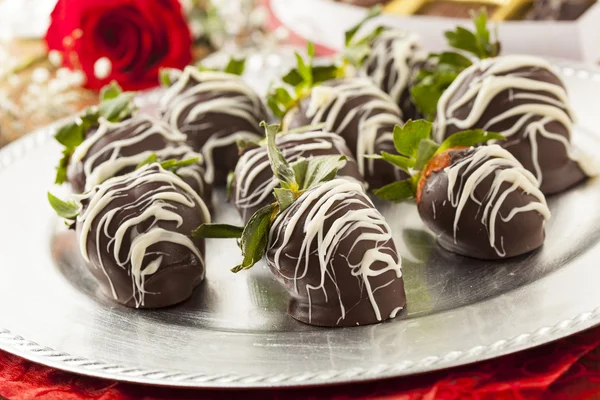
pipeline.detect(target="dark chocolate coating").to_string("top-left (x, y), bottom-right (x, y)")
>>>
top-left (233, 131), bottom-right (364, 222)
top-left (363, 30), bottom-right (425, 120)
top-left (418, 147), bottom-right (547, 260)
top-left (77, 165), bottom-right (207, 308)
top-left (266, 180), bottom-right (406, 327)
top-left (160, 68), bottom-right (268, 185)
top-left (435, 58), bottom-right (588, 195)
top-left (285, 79), bottom-right (408, 189)
top-left (67, 116), bottom-right (212, 206)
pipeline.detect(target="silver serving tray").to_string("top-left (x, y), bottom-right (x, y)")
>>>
top-left (0, 58), bottom-right (599, 389)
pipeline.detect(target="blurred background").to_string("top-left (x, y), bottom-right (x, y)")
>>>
top-left (0, 0), bottom-right (597, 145)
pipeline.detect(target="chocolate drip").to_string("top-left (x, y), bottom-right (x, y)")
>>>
top-left (363, 30), bottom-right (427, 120)
top-left (267, 179), bottom-right (406, 326)
top-left (75, 164), bottom-right (211, 308)
top-left (160, 67), bottom-right (268, 185)
top-left (435, 55), bottom-right (595, 195)
top-left (418, 145), bottom-right (550, 260)
top-left (284, 78), bottom-right (408, 189)
top-left (234, 130), bottom-right (364, 222)
top-left (68, 115), bottom-right (211, 205)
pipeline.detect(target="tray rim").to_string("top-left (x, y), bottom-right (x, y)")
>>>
top-left (0, 59), bottom-right (599, 389)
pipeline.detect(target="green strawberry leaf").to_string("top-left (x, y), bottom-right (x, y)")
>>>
top-left (160, 157), bottom-right (199, 171)
top-left (411, 68), bottom-right (462, 121)
top-left (414, 139), bottom-right (440, 170)
top-left (436, 51), bottom-right (473, 68)
top-left (344, 5), bottom-right (383, 46)
top-left (437, 130), bottom-right (504, 153)
top-left (444, 9), bottom-right (499, 59)
top-left (100, 81), bottom-right (123, 101)
top-left (193, 223), bottom-right (244, 239)
top-left (53, 119), bottom-right (90, 185)
top-left (291, 159), bottom-right (309, 189)
top-left (301, 155), bottom-right (347, 190)
top-left (393, 120), bottom-right (433, 158)
top-left (262, 122), bottom-right (298, 191)
top-left (268, 41), bottom-right (341, 119)
top-left (98, 92), bottom-right (135, 122)
top-left (54, 121), bottom-right (85, 149)
top-left (236, 138), bottom-right (260, 153)
top-left (380, 151), bottom-right (415, 173)
top-left (136, 153), bottom-right (158, 169)
top-left (48, 192), bottom-right (80, 219)
top-left (227, 171), bottom-right (235, 201)
top-left (224, 57), bottom-right (246, 76)
top-left (232, 203), bottom-right (277, 272)
top-left (55, 148), bottom-right (72, 185)
top-left (273, 187), bottom-right (296, 212)
top-left (412, 10), bottom-right (498, 119)
top-left (373, 179), bottom-right (416, 203)
top-left (159, 69), bottom-right (172, 87)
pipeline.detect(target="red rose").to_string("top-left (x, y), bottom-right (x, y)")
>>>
top-left (45, 0), bottom-right (192, 91)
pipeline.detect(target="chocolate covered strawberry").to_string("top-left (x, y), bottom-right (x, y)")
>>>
top-left (374, 120), bottom-right (550, 260)
top-left (195, 123), bottom-right (406, 327)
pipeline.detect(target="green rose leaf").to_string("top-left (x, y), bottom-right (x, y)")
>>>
top-left (48, 192), bottom-right (80, 219)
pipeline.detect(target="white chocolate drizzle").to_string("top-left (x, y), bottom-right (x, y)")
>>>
top-left (436, 55), bottom-right (596, 185)
top-left (234, 131), bottom-right (363, 221)
top-left (71, 116), bottom-right (207, 194)
top-left (444, 145), bottom-right (551, 257)
top-left (160, 66), bottom-right (265, 184)
top-left (75, 164), bottom-right (211, 307)
top-left (268, 179), bottom-right (403, 324)
top-left (363, 30), bottom-right (426, 107)
top-left (302, 79), bottom-right (403, 178)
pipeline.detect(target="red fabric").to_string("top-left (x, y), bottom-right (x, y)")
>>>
top-left (1, 326), bottom-right (600, 399)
